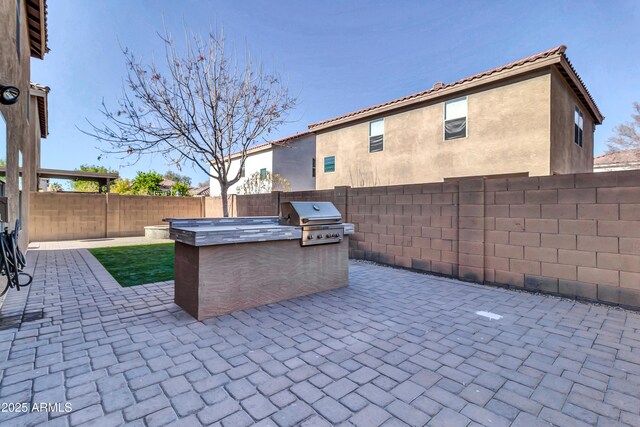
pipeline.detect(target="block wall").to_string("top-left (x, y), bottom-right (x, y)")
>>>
top-left (346, 183), bottom-right (460, 276)
top-left (30, 169), bottom-right (640, 309)
top-left (482, 171), bottom-right (640, 307)
top-left (29, 193), bottom-right (204, 242)
top-left (30, 193), bottom-right (107, 241)
top-left (227, 170), bottom-right (640, 309)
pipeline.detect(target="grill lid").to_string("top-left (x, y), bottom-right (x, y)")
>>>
top-left (279, 201), bottom-right (342, 226)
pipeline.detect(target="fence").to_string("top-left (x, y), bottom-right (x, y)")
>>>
top-left (206, 170), bottom-right (640, 309)
top-left (29, 192), bottom-right (205, 241)
top-left (30, 169), bottom-right (640, 309)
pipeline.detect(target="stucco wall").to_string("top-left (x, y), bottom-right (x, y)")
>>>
top-left (0, 0), bottom-right (33, 249)
top-left (315, 71), bottom-right (553, 190)
top-left (549, 67), bottom-right (595, 174)
top-left (209, 149), bottom-right (273, 195)
top-left (20, 95), bottom-right (41, 245)
top-left (272, 134), bottom-right (316, 191)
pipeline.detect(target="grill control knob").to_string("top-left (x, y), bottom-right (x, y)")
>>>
top-left (317, 234), bottom-right (322, 239)
top-left (307, 234), bottom-right (313, 240)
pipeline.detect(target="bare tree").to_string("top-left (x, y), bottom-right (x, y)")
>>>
top-left (607, 102), bottom-right (640, 154)
top-left (82, 29), bottom-right (296, 216)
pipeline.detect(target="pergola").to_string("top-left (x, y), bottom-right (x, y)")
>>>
top-left (0, 167), bottom-right (119, 193)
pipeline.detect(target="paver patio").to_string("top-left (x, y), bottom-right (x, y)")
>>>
top-left (1, 241), bottom-right (640, 426)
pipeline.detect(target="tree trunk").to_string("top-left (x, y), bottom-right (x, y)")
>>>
top-left (220, 185), bottom-right (229, 217)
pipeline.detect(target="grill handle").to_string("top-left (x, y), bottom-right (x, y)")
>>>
top-left (302, 216), bottom-right (342, 224)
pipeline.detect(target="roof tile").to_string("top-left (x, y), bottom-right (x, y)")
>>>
top-left (308, 45), bottom-right (601, 129)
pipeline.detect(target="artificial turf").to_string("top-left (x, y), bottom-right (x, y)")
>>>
top-left (88, 243), bottom-right (174, 287)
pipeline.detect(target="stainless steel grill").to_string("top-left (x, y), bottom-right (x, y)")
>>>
top-left (280, 201), bottom-right (344, 246)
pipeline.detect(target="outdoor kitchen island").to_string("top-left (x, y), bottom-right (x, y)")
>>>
top-left (166, 202), bottom-right (354, 320)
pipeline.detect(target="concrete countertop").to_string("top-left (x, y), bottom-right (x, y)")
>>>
top-left (165, 216), bottom-right (355, 247)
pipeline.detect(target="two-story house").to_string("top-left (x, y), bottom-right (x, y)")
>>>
top-left (308, 45), bottom-right (604, 189)
top-left (209, 131), bottom-right (316, 195)
top-left (0, 0), bottom-right (49, 247)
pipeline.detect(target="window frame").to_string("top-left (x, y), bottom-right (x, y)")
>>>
top-left (443, 96), bottom-right (468, 141)
top-left (260, 168), bottom-right (267, 179)
top-left (324, 156), bottom-right (336, 173)
top-left (312, 158), bottom-right (316, 178)
top-left (240, 164), bottom-right (246, 178)
top-left (369, 118), bottom-right (384, 153)
top-left (574, 106), bottom-right (584, 147)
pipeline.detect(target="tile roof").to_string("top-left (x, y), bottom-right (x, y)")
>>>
top-left (594, 149), bottom-right (640, 165)
top-left (160, 178), bottom-right (176, 188)
top-left (190, 185), bottom-right (210, 196)
top-left (308, 45), bottom-right (603, 131)
top-left (230, 131), bottom-right (312, 159)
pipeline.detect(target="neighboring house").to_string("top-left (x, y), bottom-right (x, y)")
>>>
top-left (308, 45), bottom-right (604, 189)
top-left (0, 0), bottom-right (49, 247)
top-left (30, 82), bottom-right (49, 173)
top-left (190, 185), bottom-right (210, 196)
top-left (159, 178), bottom-right (175, 194)
top-left (594, 149), bottom-right (640, 172)
top-left (209, 132), bottom-right (316, 195)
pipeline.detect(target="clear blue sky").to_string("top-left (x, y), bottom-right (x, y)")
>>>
top-left (27, 0), bottom-right (640, 185)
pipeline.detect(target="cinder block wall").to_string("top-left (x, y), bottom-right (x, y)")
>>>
top-left (31, 169), bottom-right (640, 308)
top-left (481, 171), bottom-right (640, 307)
top-left (30, 193), bottom-right (108, 241)
top-left (29, 193), bottom-right (204, 242)
top-left (347, 182), bottom-right (460, 276)
top-left (236, 193), bottom-right (279, 217)
top-left (108, 194), bottom-right (204, 238)
top-left (227, 170), bottom-right (640, 309)
top-left (205, 196), bottom-right (235, 217)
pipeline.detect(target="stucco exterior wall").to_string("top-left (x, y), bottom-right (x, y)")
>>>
top-left (315, 71), bottom-right (553, 190)
top-left (20, 94), bottom-right (41, 244)
top-left (209, 150), bottom-right (273, 196)
top-left (0, 0), bottom-right (32, 248)
top-left (549, 68), bottom-right (595, 174)
top-left (272, 134), bottom-right (316, 192)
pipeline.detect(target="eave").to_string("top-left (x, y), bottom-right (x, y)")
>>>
top-left (26, 0), bottom-right (48, 59)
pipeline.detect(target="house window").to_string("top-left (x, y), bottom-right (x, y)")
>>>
top-left (240, 164), bottom-right (245, 178)
top-left (260, 168), bottom-right (267, 179)
top-left (574, 107), bottom-right (584, 147)
top-left (369, 119), bottom-right (384, 152)
top-left (312, 158), bottom-right (316, 177)
top-left (444, 97), bottom-right (467, 140)
top-left (324, 156), bottom-right (335, 173)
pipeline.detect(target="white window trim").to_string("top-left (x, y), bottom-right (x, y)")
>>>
top-left (369, 118), bottom-right (384, 153)
top-left (443, 96), bottom-right (468, 141)
top-left (574, 106), bottom-right (584, 148)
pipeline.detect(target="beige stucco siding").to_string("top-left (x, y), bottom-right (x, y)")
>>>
top-left (549, 68), bottom-right (595, 174)
top-left (0, 0), bottom-right (33, 248)
top-left (315, 71), bottom-right (552, 189)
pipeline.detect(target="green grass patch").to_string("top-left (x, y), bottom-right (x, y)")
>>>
top-left (89, 243), bottom-right (174, 287)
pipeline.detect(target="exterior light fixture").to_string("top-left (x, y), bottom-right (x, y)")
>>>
top-left (0, 85), bottom-right (20, 105)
